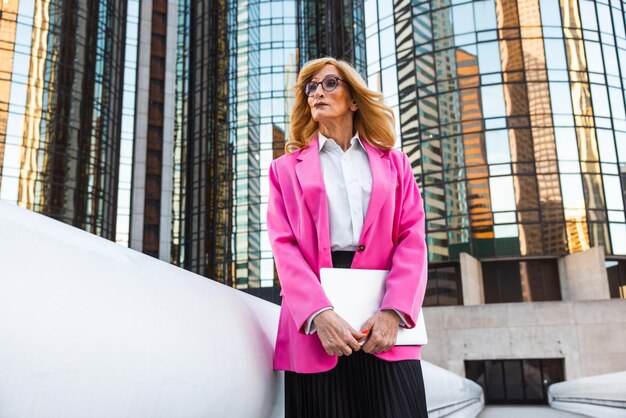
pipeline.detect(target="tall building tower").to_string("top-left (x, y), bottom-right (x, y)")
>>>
top-left (228, 0), bottom-right (367, 299)
top-left (363, 0), bottom-right (626, 405)
top-left (0, 0), bottom-right (364, 296)
top-left (129, 0), bottom-right (181, 263)
top-left (298, 0), bottom-right (367, 76)
top-left (0, 0), bottom-right (130, 240)
top-left (124, 0), bottom-right (365, 298)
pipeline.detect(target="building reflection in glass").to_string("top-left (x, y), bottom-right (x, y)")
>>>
top-left (116, 0), bottom-right (141, 246)
top-left (519, 0), bottom-right (567, 255)
top-left (456, 48), bottom-right (493, 247)
top-left (2, 0), bottom-right (625, 304)
top-left (561, 0), bottom-right (609, 251)
top-left (0, 0), bottom-right (127, 240)
top-left (356, 0), bottom-right (626, 304)
top-left (299, 0), bottom-right (367, 76)
top-left (168, 0), bottom-right (190, 265)
top-left (495, 0), bottom-right (542, 256)
top-left (231, 0), bottom-right (301, 292)
top-left (180, 0), bottom-right (233, 282)
top-left (0, 0), bottom-right (19, 190)
top-left (368, 0), bottom-right (626, 265)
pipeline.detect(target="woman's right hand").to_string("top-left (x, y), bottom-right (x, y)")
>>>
top-left (313, 310), bottom-right (366, 356)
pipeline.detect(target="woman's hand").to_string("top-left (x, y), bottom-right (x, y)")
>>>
top-left (313, 310), bottom-right (366, 356)
top-left (361, 310), bottom-right (401, 354)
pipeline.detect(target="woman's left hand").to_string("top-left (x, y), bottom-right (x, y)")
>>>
top-left (360, 310), bottom-right (401, 354)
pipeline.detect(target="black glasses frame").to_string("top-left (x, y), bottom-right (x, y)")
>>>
top-left (304, 76), bottom-right (348, 97)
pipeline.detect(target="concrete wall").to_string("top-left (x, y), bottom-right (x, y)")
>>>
top-left (558, 246), bottom-right (610, 301)
top-left (460, 253), bottom-right (484, 305)
top-left (421, 299), bottom-right (626, 380)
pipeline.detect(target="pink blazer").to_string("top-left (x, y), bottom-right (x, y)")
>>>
top-left (267, 134), bottom-right (427, 374)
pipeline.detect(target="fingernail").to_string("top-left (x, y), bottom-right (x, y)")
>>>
top-left (361, 329), bottom-right (369, 334)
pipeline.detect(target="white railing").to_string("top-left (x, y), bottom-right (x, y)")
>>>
top-left (549, 371), bottom-right (626, 417)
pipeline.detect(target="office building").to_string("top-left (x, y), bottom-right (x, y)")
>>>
top-left (0, 0), bottom-right (131, 240)
top-left (362, 0), bottom-right (626, 404)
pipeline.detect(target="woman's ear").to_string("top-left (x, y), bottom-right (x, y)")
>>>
top-left (351, 100), bottom-right (358, 112)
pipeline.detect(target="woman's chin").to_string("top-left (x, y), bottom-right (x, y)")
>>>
top-left (311, 115), bottom-right (326, 124)
top-left (312, 114), bottom-right (335, 125)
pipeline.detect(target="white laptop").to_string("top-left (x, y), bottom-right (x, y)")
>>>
top-left (320, 268), bottom-right (428, 346)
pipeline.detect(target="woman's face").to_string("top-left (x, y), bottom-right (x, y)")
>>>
top-left (306, 64), bottom-right (356, 125)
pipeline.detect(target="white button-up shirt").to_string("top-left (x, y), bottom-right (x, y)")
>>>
top-left (305, 132), bottom-right (407, 333)
top-left (319, 132), bottom-right (372, 251)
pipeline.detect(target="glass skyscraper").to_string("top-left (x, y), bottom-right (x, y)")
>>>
top-left (1, 0), bottom-right (625, 309)
top-left (166, 0), bottom-right (366, 299)
top-left (0, 0), bottom-right (129, 240)
top-left (363, 0), bottom-right (626, 305)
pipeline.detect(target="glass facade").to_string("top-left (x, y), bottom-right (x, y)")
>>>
top-left (361, 0), bottom-right (626, 267)
top-left (482, 259), bottom-right (561, 303)
top-left (178, 0), bottom-right (233, 281)
top-left (466, 358), bottom-right (565, 404)
top-left (116, 0), bottom-right (141, 246)
top-left (170, 0), bottom-right (190, 263)
top-left (363, 0), bottom-right (626, 305)
top-left (0, 0), bottom-right (128, 240)
top-left (215, 0), bottom-right (365, 296)
top-left (426, 263), bottom-right (463, 306)
top-left (607, 258), bottom-right (626, 297)
top-left (298, 0), bottom-right (367, 76)
top-left (229, 0), bottom-right (298, 295)
top-left (1, 0), bottom-right (625, 304)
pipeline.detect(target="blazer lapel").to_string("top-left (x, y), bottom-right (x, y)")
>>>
top-left (361, 139), bottom-right (395, 240)
top-left (295, 135), bottom-right (332, 267)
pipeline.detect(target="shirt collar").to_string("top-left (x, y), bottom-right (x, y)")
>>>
top-left (318, 131), bottom-right (364, 152)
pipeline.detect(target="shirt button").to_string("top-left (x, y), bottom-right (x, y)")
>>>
top-left (357, 244), bottom-right (365, 252)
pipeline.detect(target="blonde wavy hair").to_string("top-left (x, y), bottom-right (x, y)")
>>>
top-left (286, 57), bottom-right (396, 153)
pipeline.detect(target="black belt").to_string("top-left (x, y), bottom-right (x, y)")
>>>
top-left (331, 251), bottom-right (356, 269)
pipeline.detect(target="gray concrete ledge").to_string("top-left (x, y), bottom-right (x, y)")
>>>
top-left (422, 300), bottom-right (626, 379)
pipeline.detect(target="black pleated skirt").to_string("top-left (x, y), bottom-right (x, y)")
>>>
top-left (284, 251), bottom-right (428, 418)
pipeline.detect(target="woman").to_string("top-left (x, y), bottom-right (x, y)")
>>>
top-left (267, 57), bottom-right (428, 418)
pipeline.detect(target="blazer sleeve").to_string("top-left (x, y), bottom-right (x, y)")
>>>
top-left (266, 160), bottom-right (333, 333)
top-left (379, 153), bottom-right (427, 329)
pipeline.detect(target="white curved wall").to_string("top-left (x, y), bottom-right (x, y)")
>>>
top-left (549, 371), bottom-right (626, 417)
top-left (423, 361), bottom-right (484, 418)
top-left (0, 202), bottom-right (483, 417)
top-left (0, 202), bottom-right (283, 418)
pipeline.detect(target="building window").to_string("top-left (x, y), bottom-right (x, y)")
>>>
top-left (607, 260), bottom-right (626, 299)
top-left (425, 263), bottom-right (462, 306)
top-left (482, 259), bottom-right (561, 303)
top-left (465, 359), bottom-right (564, 405)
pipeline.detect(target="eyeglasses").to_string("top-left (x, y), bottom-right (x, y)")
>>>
top-left (304, 76), bottom-right (347, 97)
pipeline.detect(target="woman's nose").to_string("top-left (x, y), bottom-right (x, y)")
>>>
top-left (313, 84), bottom-right (324, 98)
